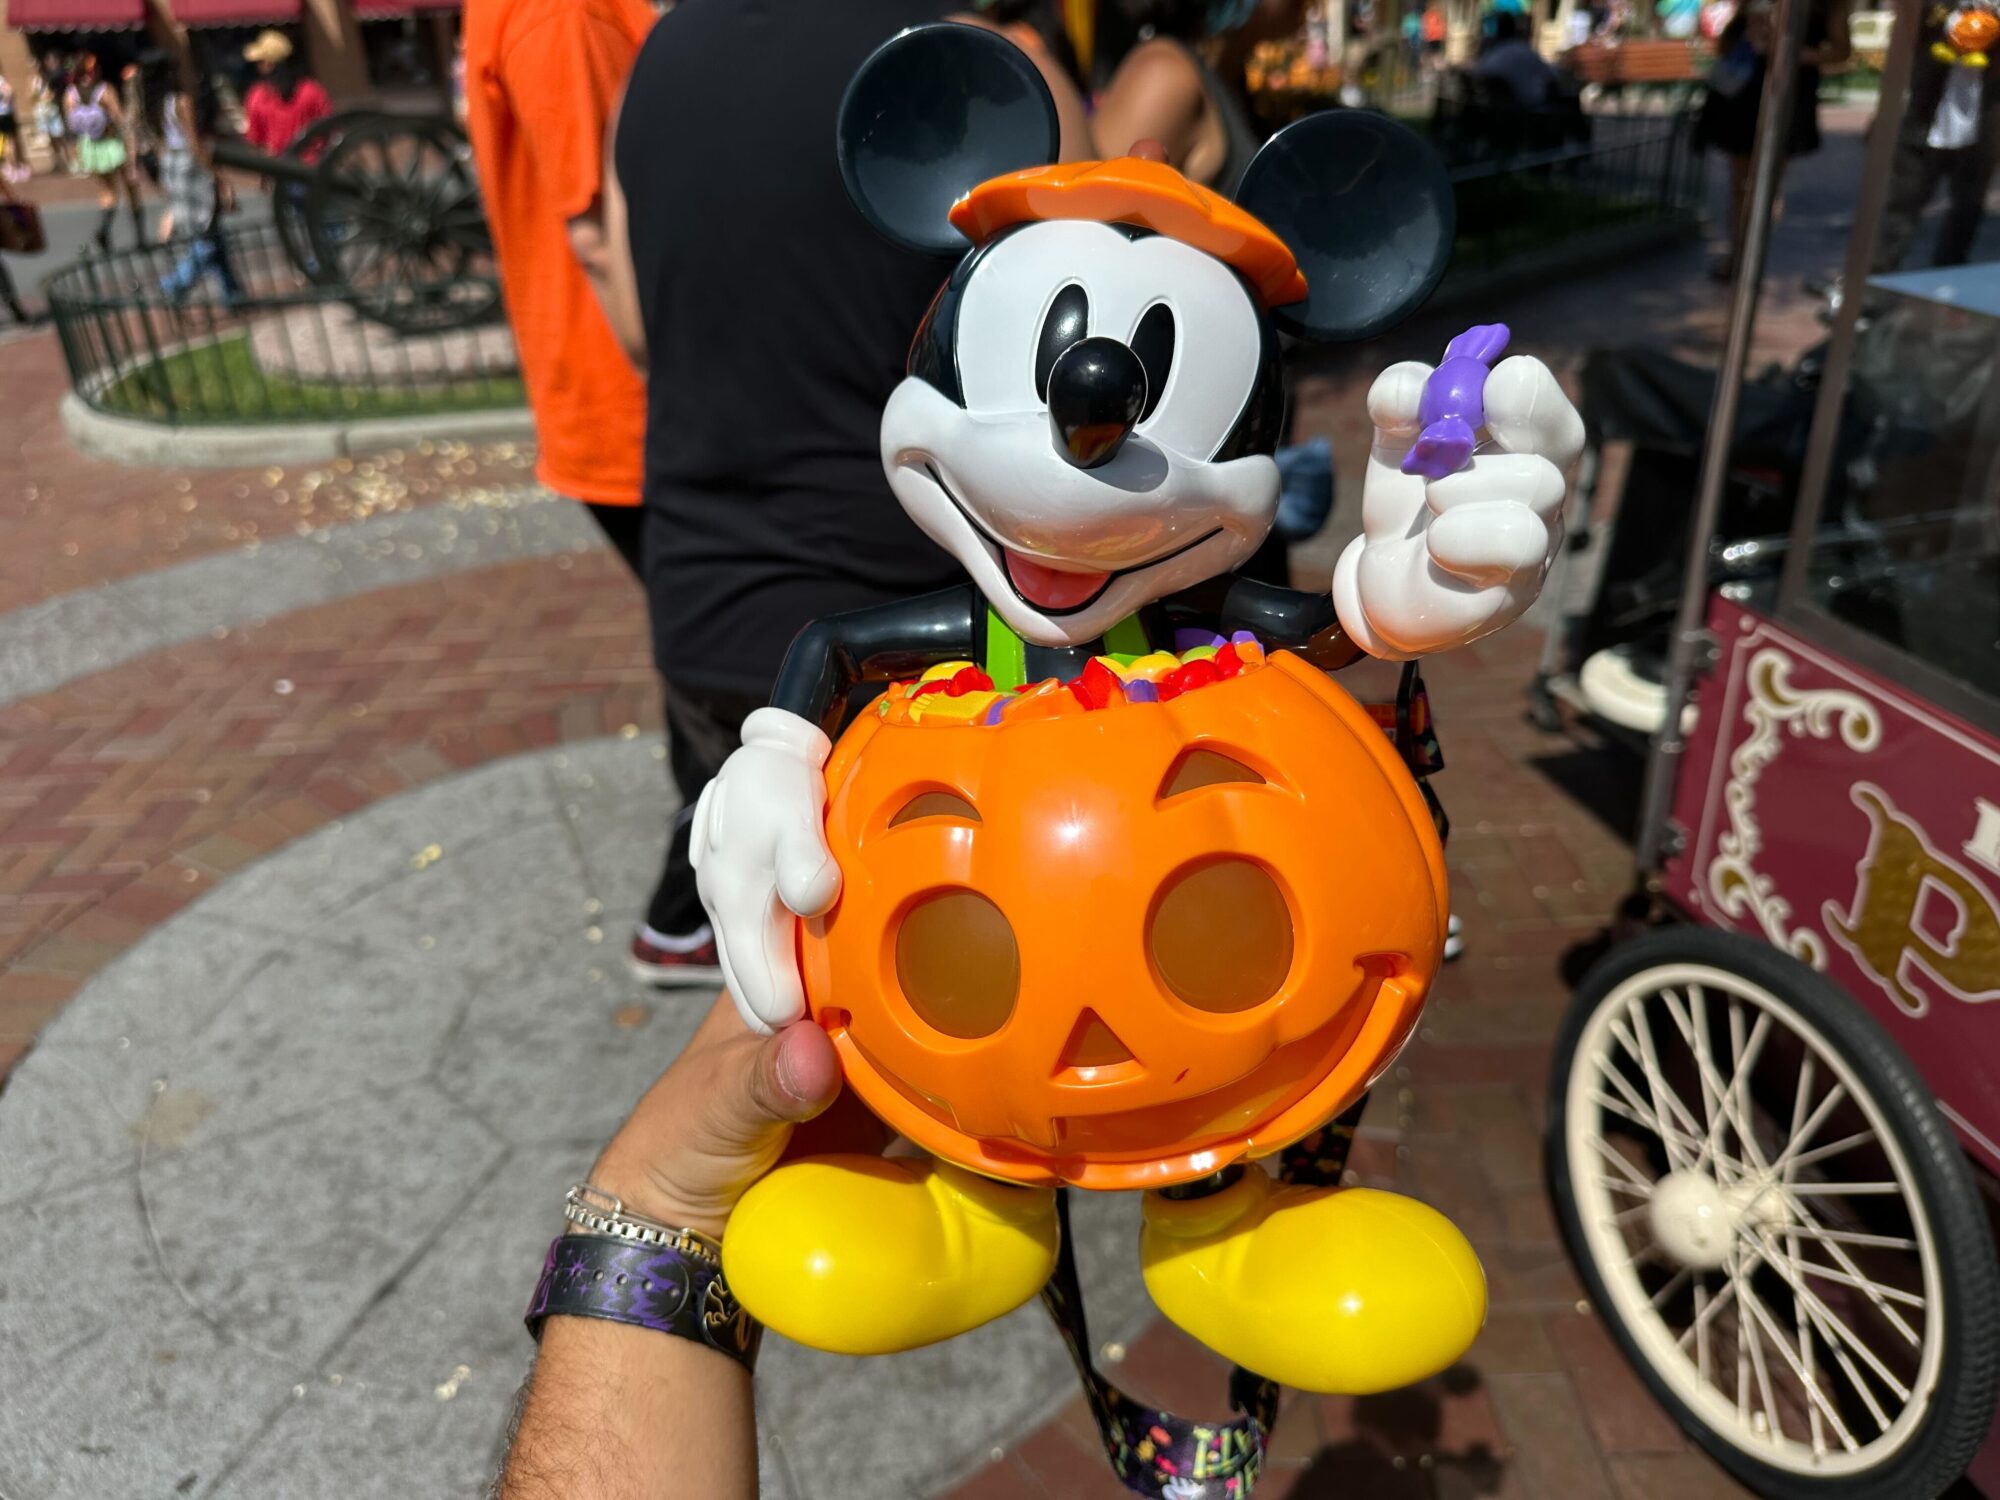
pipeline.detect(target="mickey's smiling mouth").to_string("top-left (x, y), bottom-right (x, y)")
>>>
top-left (923, 463), bottom-right (1223, 616)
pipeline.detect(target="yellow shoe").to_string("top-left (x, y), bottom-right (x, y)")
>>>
top-left (1140, 1171), bottom-right (1485, 1394)
top-left (723, 1153), bottom-right (1058, 1355)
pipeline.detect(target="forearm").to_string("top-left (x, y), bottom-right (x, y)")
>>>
top-left (1168, 576), bottom-right (1364, 671)
top-left (498, 1316), bottom-right (757, 1500)
top-left (769, 586), bottom-right (978, 735)
top-left (567, 208), bottom-right (625, 328)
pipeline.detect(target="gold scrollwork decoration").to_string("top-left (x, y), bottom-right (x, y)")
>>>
top-left (1705, 647), bottom-right (1881, 966)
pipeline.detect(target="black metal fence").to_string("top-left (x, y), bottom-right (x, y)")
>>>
top-left (1441, 110), bottom-right (1704, 276)
top-left (46, 218), bottom-right (522, 426)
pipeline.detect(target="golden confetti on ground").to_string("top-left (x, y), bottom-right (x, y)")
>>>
top-left (410, 843), bottom-right (444, 870)
top-left (434, 1364), bottom-right (473, 1402)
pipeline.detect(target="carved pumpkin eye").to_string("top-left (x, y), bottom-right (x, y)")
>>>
top-left (890, 791), bottom-right (982, 826)
top-left (1149, 859), bottom-right (1292, 1012)
top-left (896, 890), bottom-right (1019, 1037)
top-left (1159, 748), bottom-right (1265, 799)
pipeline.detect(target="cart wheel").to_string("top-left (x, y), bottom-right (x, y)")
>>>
top-left (304, 113), bottom-right (499, 335)
top-left (271, 113), bottom-right (367, 286)
top-left (1547, 927), bottom-right (1999, 1499)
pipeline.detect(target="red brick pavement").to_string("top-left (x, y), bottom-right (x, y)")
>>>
top-left (0, 546), bottom-right (657, 1076)
top-left (0, 332), bottom-right (539, 616)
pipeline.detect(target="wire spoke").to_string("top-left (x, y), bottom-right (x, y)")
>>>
top-left (1588, 1088), bottom-right (1743, 1172)
top-left (1776, 1223), bottom-right (1919, 1252)
top-left (1691, 1273), bottom-right (1714, 1384)
top-left (1687, 985), bottom-right (1725, 1161)
top-left (1781, 1127), bottom-right (1877, 1176)
top-left (1745, 1233), bottom-right (1915, 1399)
top-left (1786, 1256), bottom-right (1926, 1310)
top-left (1784, 1183), bottom-right (1902, 1196)
top-left (1589, 1133), bottom-right (1658, 1194)
top-left (1650, 1264), bottom-right (1695, 1309)
top-left (1597, 1173), bottom-right (1654, 1199)
top-left (1661, 988), bottom-right (1770, 1176)
top-left (1737, 1271), bottom-right (1861, 1452)
top-left (1743, 1236), bottom-right (1899, 1434)
top-left (1611, 1010), bottom-right (1708, 1163)
top-left (1773, 1201), bottom-right (1925, 1346)
top-left (1787, 1225), bottom-right (1826, 1456)
top-left (1626, 998), bottom-right (1695, 1172)
top-left (1770, 1083), bottom-right (1850, 1181)
top-left (1736, 1256), bottom-right (1784, 1448)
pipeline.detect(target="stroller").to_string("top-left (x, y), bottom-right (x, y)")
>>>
top-left (1529, 338), bottom-right (1831, 734)
top-left (1528, 282), bottom-right (1993, 736)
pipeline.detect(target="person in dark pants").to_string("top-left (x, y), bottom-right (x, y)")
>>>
top-left (592, 0), bottom-right (1090, 986)
top-left (1872, 3), bottom-right (2000, 273)
top-left (1693, 0), bottom-right (1849, 281)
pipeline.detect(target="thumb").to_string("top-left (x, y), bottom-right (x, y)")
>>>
top-left (734, 1016), bottom-right (843, 1130)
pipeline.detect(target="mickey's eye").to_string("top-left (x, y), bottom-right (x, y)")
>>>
top-left (1034, 283), bottom-right (1089, 400)
top-left (1131, 304), bottom-right (1176, 421)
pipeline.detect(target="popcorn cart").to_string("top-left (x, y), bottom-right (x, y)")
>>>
top-left (1544, 0), bottom-right (2000, 1493)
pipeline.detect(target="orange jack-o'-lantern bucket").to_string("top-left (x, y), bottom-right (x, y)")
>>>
top-left (797, 651), bottom-right (1448, 1190)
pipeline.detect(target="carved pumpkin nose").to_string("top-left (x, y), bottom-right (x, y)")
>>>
top-left (1047, 336), bottom-right (1147, 469)
top-left (1057, 1008), bottom-right (1135, 1072)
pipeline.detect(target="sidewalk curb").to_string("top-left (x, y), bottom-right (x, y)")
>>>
top-left (60, 393), bottom-right (536, 469)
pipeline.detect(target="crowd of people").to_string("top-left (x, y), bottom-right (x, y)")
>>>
top-left (0, 29), bottom-right (333, 323)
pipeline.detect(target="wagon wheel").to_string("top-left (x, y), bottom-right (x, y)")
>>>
top-left (303, 112), bottom-right (499, 335)
top-left (1547, 927), bottom-right (2000, 1499)
top-left (271, 112), bottom-right (368, 286)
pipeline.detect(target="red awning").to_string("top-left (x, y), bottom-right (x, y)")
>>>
top-left (171, 0), bottom-right (302, 24)
top-left (6, 0), bottom-right (146, 29)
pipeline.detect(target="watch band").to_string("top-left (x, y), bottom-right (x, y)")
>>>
top-left (526, 1233), bottom-right (761, 1372)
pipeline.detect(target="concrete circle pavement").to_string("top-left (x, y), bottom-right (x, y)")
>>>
top-left (0, 736), bottom-right (1152, 1500)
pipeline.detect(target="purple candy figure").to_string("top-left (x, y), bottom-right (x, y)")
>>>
top-left (1399, 323), bottom-right (1510, 481)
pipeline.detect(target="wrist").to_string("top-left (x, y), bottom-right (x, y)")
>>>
top-left (584, 1155), bottom-right (734, 1241)
top-left (740, 706), bottom-right (831, 766)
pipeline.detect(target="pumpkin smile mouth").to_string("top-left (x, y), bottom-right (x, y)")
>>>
top-left (922, 463), bottom-right (1223, 617)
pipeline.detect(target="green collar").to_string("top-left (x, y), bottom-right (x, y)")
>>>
top-left (983, 606), bottom-right (1150, 691)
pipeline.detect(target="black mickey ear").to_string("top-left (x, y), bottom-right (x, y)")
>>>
top-left (837, 22), bottom-right (1060, 257)
top-left (1235, 111), bottom-right (1456, 343)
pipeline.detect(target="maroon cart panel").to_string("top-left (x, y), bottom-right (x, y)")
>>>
top-left (1664, 596), bottom-right (2000, 1170)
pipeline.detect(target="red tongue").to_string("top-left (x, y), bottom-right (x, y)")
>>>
top-left (1004, 551), bottom-right (1110, 611)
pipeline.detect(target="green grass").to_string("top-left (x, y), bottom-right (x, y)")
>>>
top-left (1451, 176), bottom-right (1687, 269)
top-left (99, 333), bottom-right (524, 424)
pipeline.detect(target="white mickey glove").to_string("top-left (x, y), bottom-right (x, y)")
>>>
top-left (1333, 354), bottom-right (1585, 661)
top-left (689, 707), bottom-right (842, 1034)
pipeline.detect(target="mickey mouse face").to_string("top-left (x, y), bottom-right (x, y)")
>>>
top-left (840, 22), bottom-right (1454, 648)
top-left (880, 219), bottom-right (1285, 644)
top-left (952, 224), bottom-right (1273, 466)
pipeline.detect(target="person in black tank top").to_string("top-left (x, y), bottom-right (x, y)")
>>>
top-left (612, 0), bottom-right (968, 974)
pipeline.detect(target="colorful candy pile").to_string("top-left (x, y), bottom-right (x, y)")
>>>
top-left (877, 630), bottom-right (1269, 727)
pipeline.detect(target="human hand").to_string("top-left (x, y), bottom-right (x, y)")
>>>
top-left (589, 995), bottom-right (844, 1241)
top-left (1333, 354), bottom-right (1583, 660)
top-left (690, 707), bottom-right (842, 1034)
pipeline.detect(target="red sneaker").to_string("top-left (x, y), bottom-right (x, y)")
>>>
top-left (628, 926), bottom-right (725, 989)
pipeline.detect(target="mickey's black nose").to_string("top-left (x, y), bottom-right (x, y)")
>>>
top-left (1047, 337), bottom-right (1148, 469)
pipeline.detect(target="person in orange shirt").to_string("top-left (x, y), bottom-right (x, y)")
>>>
top-left (463, 0), bottom-right (654, 573)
